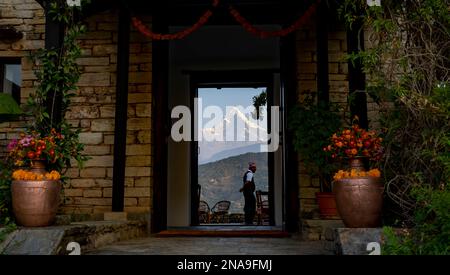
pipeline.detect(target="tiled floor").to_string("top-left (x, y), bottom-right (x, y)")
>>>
top-left (85, 237), bottom-right (333, 255)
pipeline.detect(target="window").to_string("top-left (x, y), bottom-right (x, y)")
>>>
top-left (0, 58), bottom-right (21, 104)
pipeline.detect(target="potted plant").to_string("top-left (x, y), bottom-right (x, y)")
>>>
top-left (6, 128), bottom-right (86, 227)
top-left (288, 95), bottom-right (342, 218)
top-left (323, 119), bottom-right (384, 227)
top-left (7, 132), bottom-right (62, 226)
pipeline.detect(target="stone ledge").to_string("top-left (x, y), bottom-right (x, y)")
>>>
top-left (0, 228), bottom-right (18, 254)
top-left (103, 212), bottom-right (127, 222)
top-left (0, 220), bottom-right (148, 255)
top-left (333, 228), bottom-right (383, 255)
top-left (301, 219), bottom-right (344, 241)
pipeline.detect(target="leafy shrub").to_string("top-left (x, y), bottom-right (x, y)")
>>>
top-left (383, 184), bottom-right (450, 255)
top-left (0, 160), bottom-right (13, 225)
top-left (288, 96), bottom-right (342, 191)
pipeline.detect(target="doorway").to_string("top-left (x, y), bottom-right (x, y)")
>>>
top-left (164, 25), bottom-right (289, 230)
top-left (190, 77), bottom-right (275, 226)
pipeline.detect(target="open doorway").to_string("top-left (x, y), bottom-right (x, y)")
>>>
top-left (166, 25), bottom-right (283, 229)
top-left (188, 71), bottom-right (280, 229)
top-left (195, 86), bottom-right (270, 225)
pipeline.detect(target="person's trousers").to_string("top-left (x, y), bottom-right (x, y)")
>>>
top-left (244, 195), bottom-right (256, 224)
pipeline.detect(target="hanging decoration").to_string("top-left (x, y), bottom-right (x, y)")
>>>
top-left (229, 0), bottom-right (321, 38)
top-left (132, 0), bottom-right (220, 40)
top-left (132, 0), bottom-right (321, 40)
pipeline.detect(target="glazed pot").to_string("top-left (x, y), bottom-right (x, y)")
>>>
top-left (12, 178), bottom-right (61, 227)
top-left (333, 177), bottom-right (384, 228)
top-left (316, 192), bottom-right (340, 218)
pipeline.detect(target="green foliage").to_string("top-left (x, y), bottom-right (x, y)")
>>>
top-left (382, 226), bottom-right (414, 255)
top-left (252, 90), bottom-right (267, 120)
top-left (0, 223), bottom-right (17, 244)
top-left (26, 1), bottom-right (89, 174)
top-left (0, 160), bottom-right (13, 225)
top-left (0, 94), bottom-right (22, 116)
top-left (382, 184), bottom-right (450, 255)
top-left (288, 96), bottom-right (342, 191)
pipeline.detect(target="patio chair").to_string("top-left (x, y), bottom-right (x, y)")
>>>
top-left (256, 190), bottom-right (270, 225)
top-left (198, 200), bottom-right (211, 223)
top-left (211, 200), bottom-right (231, 223)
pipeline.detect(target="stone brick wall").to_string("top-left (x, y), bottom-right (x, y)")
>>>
top-left (62, 11), bottom-right (153, 218)
top-left (295, 13), bottom-right (350, 219)
top-left (0, 0), bottom-right (45, 158)
top-left (0, 4), bottom-right (153, 219)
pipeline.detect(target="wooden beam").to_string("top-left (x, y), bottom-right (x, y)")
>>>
top-left (347, 19), bottom-right (368, 129)
top-left (281, 31), bottom-right (299, 233)
top-left (112, 7), bottom-right (131, 212)
top-left (316, 1), bottom-right (329, 105)
top-left (151, 11), bottom-right (169, 233)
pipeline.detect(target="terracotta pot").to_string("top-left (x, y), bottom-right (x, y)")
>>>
top-left (11, 180), bottom-right (61, 227)
top-left (333, 177), bottom-right (384, 228)
top-left (316, 192), bottom-right (340, 218)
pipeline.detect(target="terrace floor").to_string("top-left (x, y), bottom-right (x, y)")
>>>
top-left (85, 236), bottom-right (334, 255)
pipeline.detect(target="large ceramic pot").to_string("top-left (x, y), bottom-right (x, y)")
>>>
top-left (11, 160), bottom-right (61, 227)
top-left (333, 177), bottom-right (384, 228)
top-left (12, 180), bottom-right (61, 227)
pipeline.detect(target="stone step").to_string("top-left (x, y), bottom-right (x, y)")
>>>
top-left (333, 228), bottom-right (383, 255)
top-left (0, 220), bottom-right (148, 255)
top-left (301, 219), bottom-right (344, 241)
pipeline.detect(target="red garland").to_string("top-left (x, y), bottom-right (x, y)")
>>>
top-left (132, 0), bottom-right (220, 40)
top-left (229, 0), bottom-right (321, 38)
top-left (133, 0), bottom-right (320, 40)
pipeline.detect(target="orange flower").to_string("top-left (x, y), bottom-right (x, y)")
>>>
top-left (333, 168), bottom-right (381, 180)
top-left (12, 169), bottom-right (61, 181)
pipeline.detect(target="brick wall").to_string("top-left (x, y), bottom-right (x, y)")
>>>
top-left (0, 5), bottom-right (153, 219)
top-left (295, 13), bottom-right (350, 219)
top-left (61, 11), bottom-right (153, 218)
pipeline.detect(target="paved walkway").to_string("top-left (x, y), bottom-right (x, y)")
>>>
top-left (85, 237), bottom-right (334, 255)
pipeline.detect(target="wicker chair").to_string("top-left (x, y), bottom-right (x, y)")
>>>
top-left (198, 200), bottom-right (211, 223)
top-left (211, 200), bottom-right (231, 223)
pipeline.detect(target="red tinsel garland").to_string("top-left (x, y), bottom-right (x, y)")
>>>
top-left (132, 0), bottom-right (220, 40)
top-left (132, 0), bottom-right (321, 40)
top-left (229, 0), bottom-right (321, 39)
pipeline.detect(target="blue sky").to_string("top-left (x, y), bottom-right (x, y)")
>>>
top-left (197, 87), bottom-right (268, 164)
top-left (199, 87), bottom-right (266, 114)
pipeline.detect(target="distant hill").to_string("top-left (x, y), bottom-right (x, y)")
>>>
top-left (198, 152), bottom-right (268, 213)
top-left (199, 143), bottom-right (264, 164)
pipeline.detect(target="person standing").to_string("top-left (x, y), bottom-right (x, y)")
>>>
top-left (240, 162), bottom-right (257, 225)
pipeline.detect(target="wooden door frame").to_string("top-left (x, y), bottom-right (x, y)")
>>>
top-left (151, 13), bottom-right (169, 233)
top-left (187, 69), bottom-right (276, 226)
top-left (151, 19), bottom-right (300, 234)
